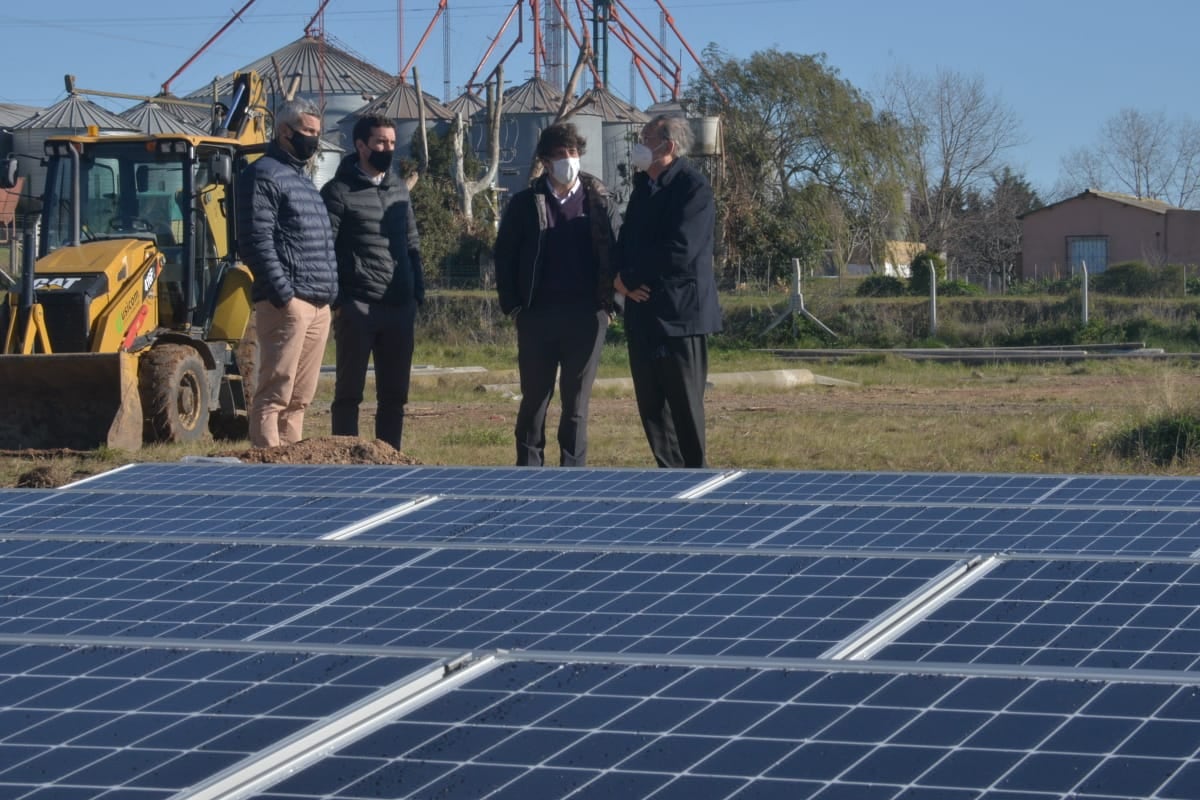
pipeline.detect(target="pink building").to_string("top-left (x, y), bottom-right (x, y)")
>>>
top-left (1020, 189), bottom-right (1200, 279)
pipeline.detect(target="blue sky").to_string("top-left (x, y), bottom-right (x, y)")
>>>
top-left (4, 0), bottom-right (1197, 195)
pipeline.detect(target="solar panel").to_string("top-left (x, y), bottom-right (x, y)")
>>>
top-left (251, 659), bottom-right (1200, 800)
top-left (705, 469), bottom-right (1200, 511)
top-left (0, 539), bottom-right (432, 640)
top-left (0, 490), bottom-right (412, 539)
top-left (5, 461), bottom-right (1200, 798)
top-left (878, 558), bottom-right (1200, 671)
top-left (68, 463), bottom-right (723, 500)
top-left (358, 496), bottom-right (826, 549)
top-left (0, 642), bottom-right (438, 800)
top-left (703, 469), bottom-right (1068, 505)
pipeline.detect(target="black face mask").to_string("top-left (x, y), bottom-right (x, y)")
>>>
top-left (367, 148), bottom-right (394, 174)
top-left (288, 129), bottom-right (320, 161)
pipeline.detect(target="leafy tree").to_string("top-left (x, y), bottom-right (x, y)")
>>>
top-left (687, 47), bottom-right (906, 279)
top-left (402, 126), bottom-right (496, 286)
top-left (1055, 108), bottom-right (1200, 208)
top-left (953, 167), bottom-right (1042, 290)
top-left (908, 250), bottom-right (946, 295)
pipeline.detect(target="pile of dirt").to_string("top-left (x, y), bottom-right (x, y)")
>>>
top-left (215, 435), bottom-right (422, 465)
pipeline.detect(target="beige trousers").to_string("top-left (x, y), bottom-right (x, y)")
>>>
top-left (249, 298), bottom-right (331, 448)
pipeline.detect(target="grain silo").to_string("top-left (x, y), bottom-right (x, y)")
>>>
top-left (338, 80), bottom-right (453, 162)
top-left (10, 95), bottom-right (137, 212)
top-left (485, 75), bottom-right (601, 201)
top-left (119, 102), bottom-right (207, 136)
top-left (184, 34), bottom-right (393, 148)
top-left (577, 87), bottom-right (647, 208)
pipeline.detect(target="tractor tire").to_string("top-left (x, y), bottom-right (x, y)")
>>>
top-left (139, 344), bottom-right (210, 444)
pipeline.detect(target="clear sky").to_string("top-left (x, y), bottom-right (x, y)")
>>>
top-left (4, 0), bottom-right (1197, 196)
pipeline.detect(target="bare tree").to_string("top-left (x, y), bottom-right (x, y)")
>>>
top-left (881, 66), bottom-right (1025, 254)
top-left (1056, 108), bottom-right (1200, 208)
top-left (451, 67), bottom-right (502, 223)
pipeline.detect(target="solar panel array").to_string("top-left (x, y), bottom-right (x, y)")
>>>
top-left (2, 462), bottom-right (1200, 798)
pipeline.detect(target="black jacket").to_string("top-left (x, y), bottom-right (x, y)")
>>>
top-left (235, 140), bottom-right (338, 308)
top-left (321, 154), bottom-right (425, 307)
top-left (617, 157), bottom-right (722, 338)
top-left (493, 172), bottom-right (622, 316)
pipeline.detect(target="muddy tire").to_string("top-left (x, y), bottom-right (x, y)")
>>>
top-left (139, 344), bottom-right (210, 443)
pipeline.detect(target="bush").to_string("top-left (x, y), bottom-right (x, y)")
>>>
top-left (855, 274), bottom-right (907, 297)
top-left (1092, 261), bottom-right (1185, 297)
top-left (1110, 412), bottom-right (1200, 466)
top-left (937, 280), bottom-right (983, 297)
top-left (907, 251), bottom-right (946, 295)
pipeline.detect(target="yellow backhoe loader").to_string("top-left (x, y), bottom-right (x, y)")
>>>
top-left (0, 73), bottom-right (270, 450)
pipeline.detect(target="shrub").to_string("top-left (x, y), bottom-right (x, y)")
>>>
top-left (855, 274), bottom-right (907, 297)
top-left (1092, 261), bottom-right (1158, 295)
top-left (937, 280), bottom-right (983, 297)
top-left (1109, 412), bottom-right (1200, 466)
top-left (907, 251), bottom-right (946, 295)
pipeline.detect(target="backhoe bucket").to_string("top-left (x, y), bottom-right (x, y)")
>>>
top-left (0, 352), bottom-right (143, 451)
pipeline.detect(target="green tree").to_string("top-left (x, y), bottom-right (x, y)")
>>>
top-left (687, 47), bottom-right (906, 280)
top-left (402, 126), bottom-right (496, 287)
top-left (954, 168), bottom-right (1041, 290)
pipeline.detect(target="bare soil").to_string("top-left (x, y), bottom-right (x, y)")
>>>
top-left (213, 435), bottom-right (423, 465)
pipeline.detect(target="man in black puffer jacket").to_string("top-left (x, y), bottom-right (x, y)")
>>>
top-left (236, 98), bottom-right (338, 448)
top-left (321, 114), bottom-right (424, 451)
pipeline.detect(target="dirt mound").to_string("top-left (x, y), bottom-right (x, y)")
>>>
top-left (215, 435), bottom-right (422, 466)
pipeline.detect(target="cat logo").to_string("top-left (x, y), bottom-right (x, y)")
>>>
top-left (143, 263), bottom-right (157, 295)
top-left (32, 277), bottom-right (82, 291)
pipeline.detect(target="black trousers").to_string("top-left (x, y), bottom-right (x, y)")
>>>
top-left (514, 304), bottom-right (608, 466)
top-left (331, 298), bottom-right (416, 450)
top-left (627, 332), bottom-right (709, 468)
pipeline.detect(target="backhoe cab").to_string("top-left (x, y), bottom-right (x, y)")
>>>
top-left (0, 72), bottom-right (267, 450)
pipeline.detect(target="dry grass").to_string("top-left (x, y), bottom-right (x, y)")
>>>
top-left (4, 353), bottom-right (1200, 487)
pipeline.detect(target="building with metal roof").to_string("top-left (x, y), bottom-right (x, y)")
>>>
top-left (183, 34), bottom-right (394, 146)
top-left (120, 102), bottom-right (207, 136)
top-left (338, 81), bottom-right (453, 160)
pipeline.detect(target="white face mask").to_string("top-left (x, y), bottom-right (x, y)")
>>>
top-left (549, 156), bottom-right (580, 187)
top-left (631, 143), bottom-right (654, 172)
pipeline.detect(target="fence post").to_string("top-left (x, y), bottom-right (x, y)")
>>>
top-left (928, 260), bottom-right (938, 337)
top-left (1081, 260), bottom-right (1089, 326)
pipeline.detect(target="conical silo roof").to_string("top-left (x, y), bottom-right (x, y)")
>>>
top-left (445, 90), bottom-right (484, 119)
top-left (0, 103), bottom-right (41, 128)
top-left (151, 94), bottom-right (214, 128)
top-left (502, 76), bottom-right (564, 114)
top-left (343, 80), bottom-right (453, 123)
top-left (120, 101), bottom-right (207, 135)
top-left (577, 87), bottom-right (648, 124)
top-left (13, 94), bottom-right (135, 131)
top-left (644, 98), bottom-right (686, 119)
top-left (183, 34), bottom-right (393, 101)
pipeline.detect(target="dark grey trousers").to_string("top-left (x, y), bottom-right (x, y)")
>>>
top-left (514, 304), bottom-right (608, 466)
top-left (627, 332), bottom-right (709, 468)
top-left (331, 298), bottom-right (416, 450)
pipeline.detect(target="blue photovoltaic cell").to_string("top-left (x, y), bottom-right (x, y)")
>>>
top-left (0, 538), bottom-right (431, 641)
top-left (266, 549), bottom-right (952, 658)
top-left (1044, 475), bottom-right (1200, 508)
top-left (730, 501), bottom-right (1200, 557)
top-left (66, 463), bottom-right (721, 500)
top-left (880, 559), bottom-right (1200, 672)
top-left (360, 496), bottom-right (826, 548)
top-left (252, 660), bottom-right (1200, 800)
top-left (359, 496), bottom-right (1200, 556)
top-left (0, 642), bottom-right (436, 800)
top-left (705, 470), bottom-right (1068, 506)
top-left (0, 489), bottom-right (45, 518)
top-left (0, 489), bottom-right (408, 538)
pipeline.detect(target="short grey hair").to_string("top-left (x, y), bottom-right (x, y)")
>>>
top-left (276, 97), bottom-right (322, 131)
top-left (650, 114), bottom-right (693, 158)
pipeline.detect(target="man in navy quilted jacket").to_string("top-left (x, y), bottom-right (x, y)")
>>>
top-left (236, 98), bottom-right (338, 448)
